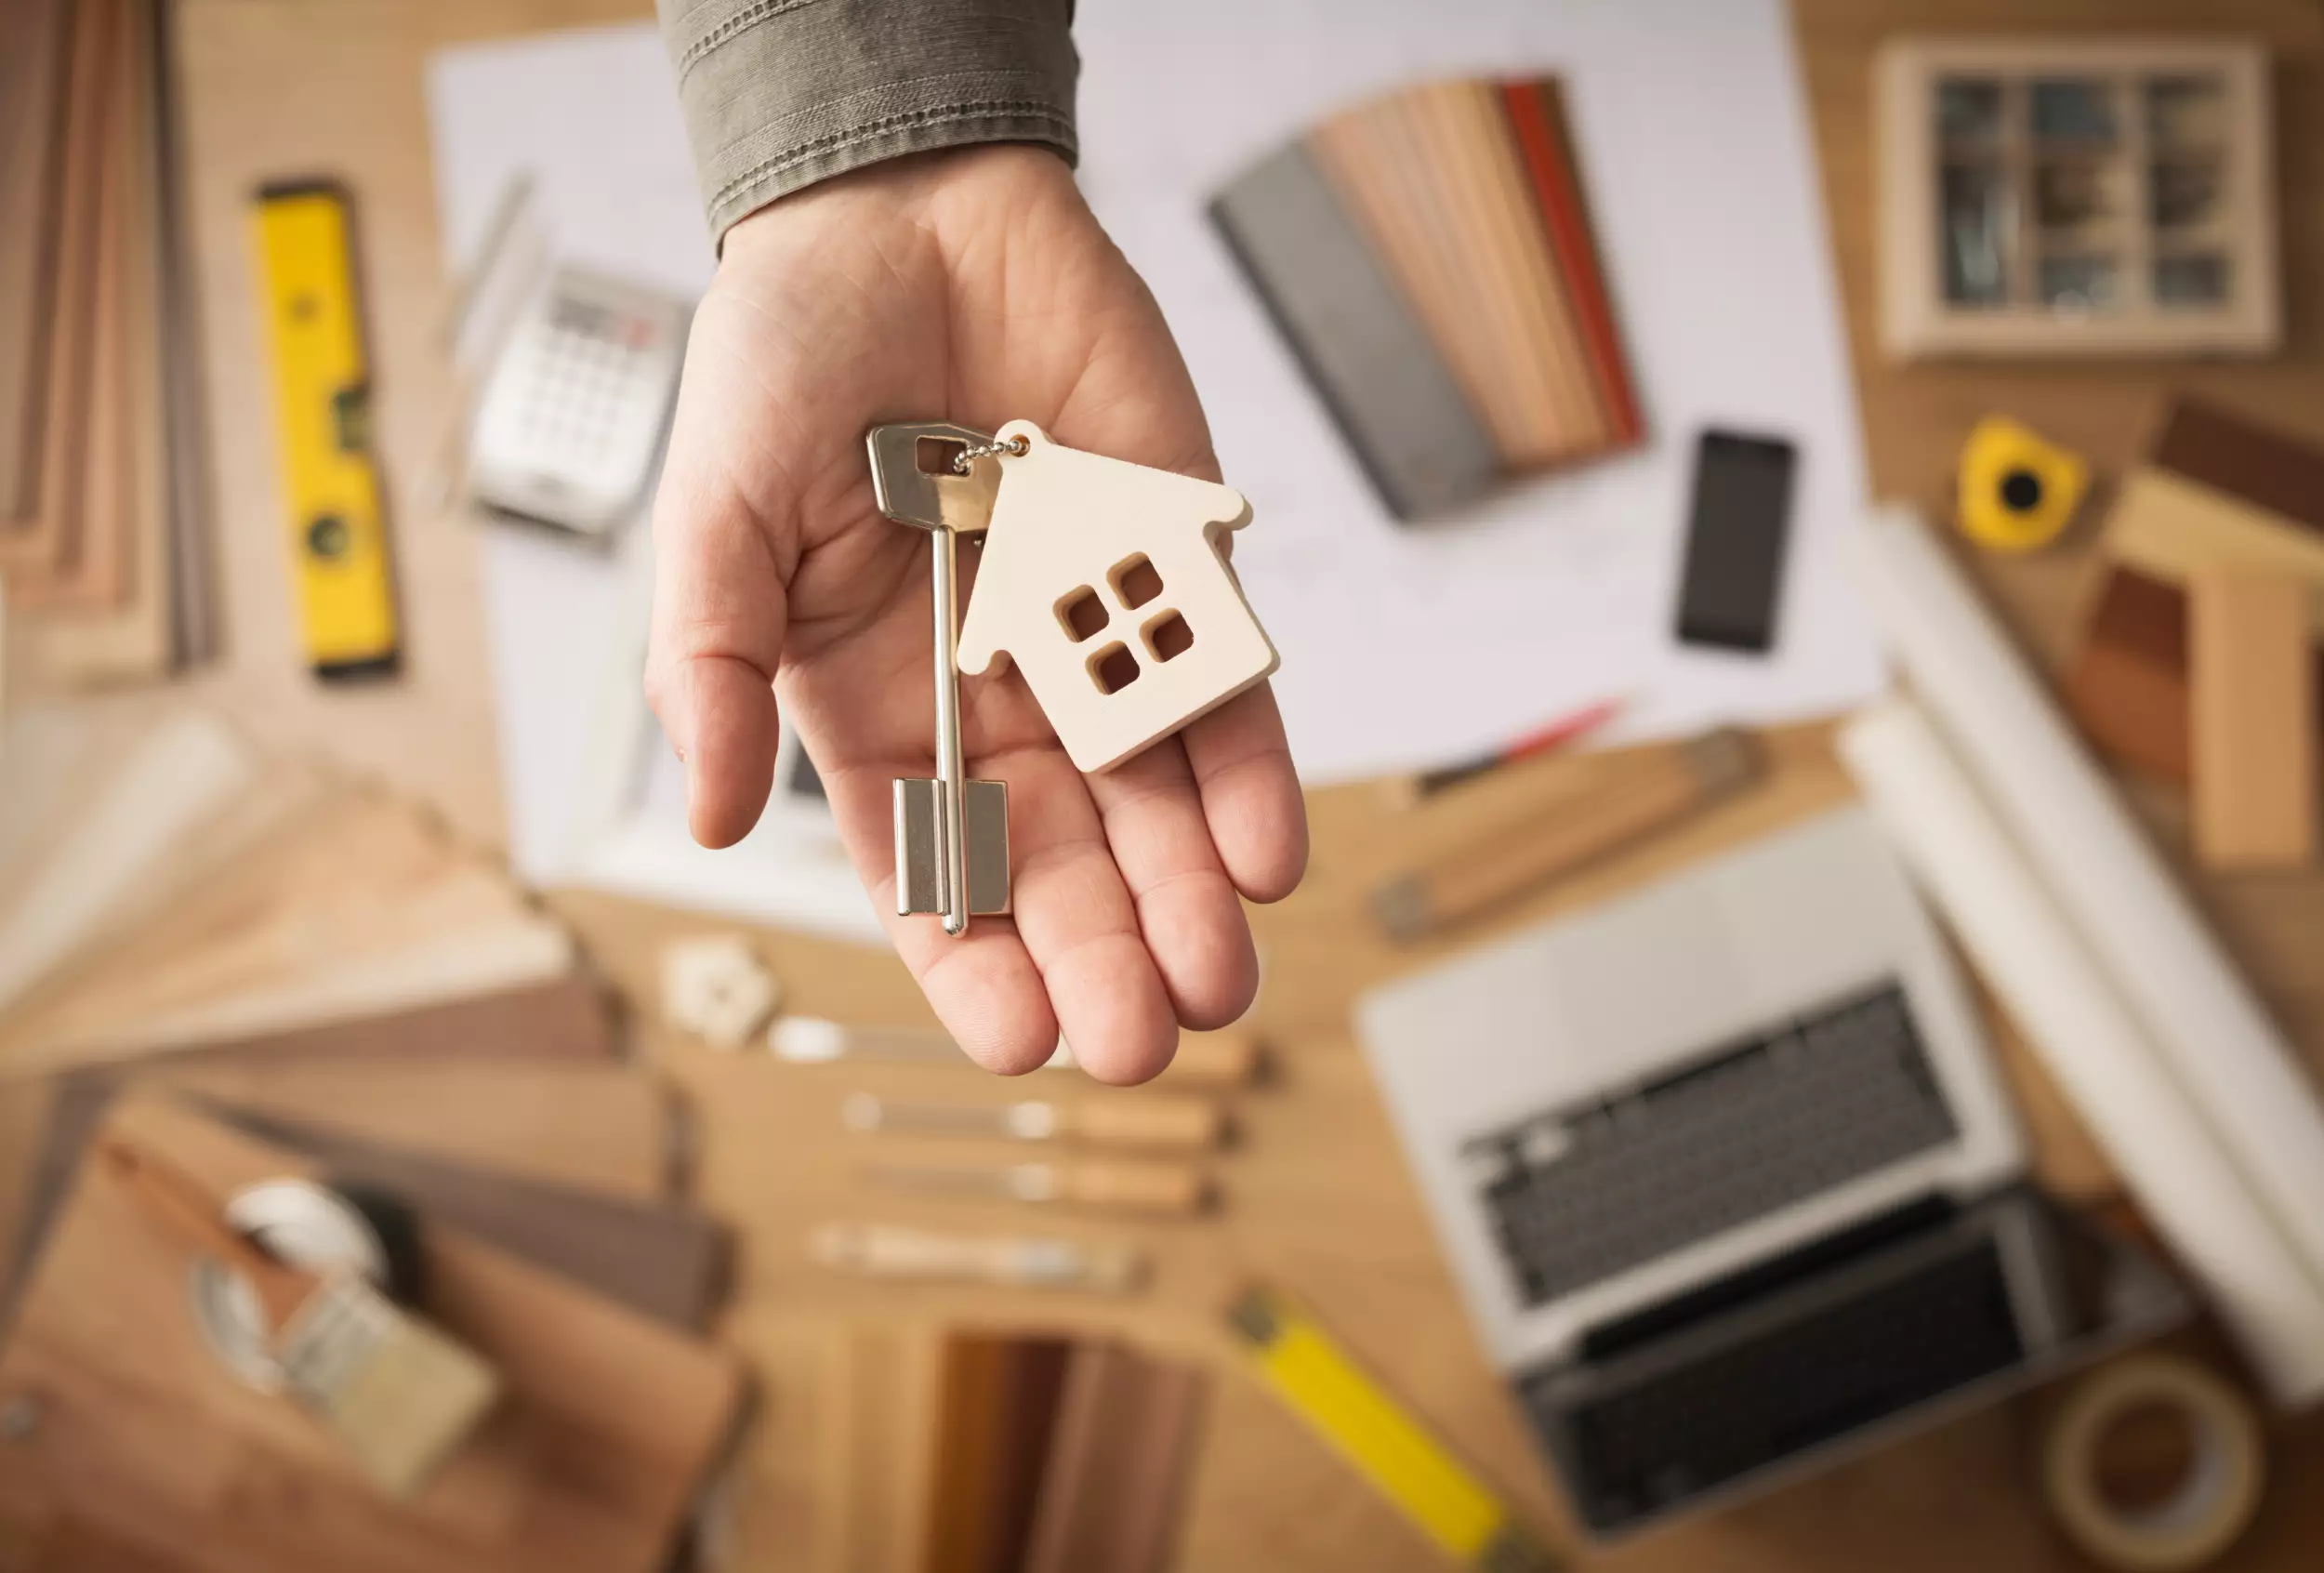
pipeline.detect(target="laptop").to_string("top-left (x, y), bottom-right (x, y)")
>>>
top-left (1356, 807), bottom-right (2183, 1535)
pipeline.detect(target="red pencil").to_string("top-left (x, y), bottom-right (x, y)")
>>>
top-left (1389, 694), bottom-right (1630, 806)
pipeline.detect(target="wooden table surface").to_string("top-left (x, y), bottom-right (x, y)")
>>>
top-left (148, 0), bottom-right (2324, 1568)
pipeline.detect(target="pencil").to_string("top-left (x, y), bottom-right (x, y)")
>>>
top-left (1380, 694), bottom-right (1627, 809)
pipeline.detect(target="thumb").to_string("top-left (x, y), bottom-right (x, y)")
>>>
top-left (644, 469), bottom-right (790, 851)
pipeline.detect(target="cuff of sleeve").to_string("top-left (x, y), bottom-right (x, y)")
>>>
top-left (661, 0), bottom-right (1079, 245)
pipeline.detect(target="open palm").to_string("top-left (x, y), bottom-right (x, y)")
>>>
top-left (645, 146), bottom-right (1307, 1083)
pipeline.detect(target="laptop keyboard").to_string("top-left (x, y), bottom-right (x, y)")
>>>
top-left (1523, 1212), bottom-right (2028, 1532)
top-left (1468, 982), bottom-right (1959, 1308)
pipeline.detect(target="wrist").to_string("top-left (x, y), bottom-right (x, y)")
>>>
top-left (723, 144), bottom-right (1079, 264)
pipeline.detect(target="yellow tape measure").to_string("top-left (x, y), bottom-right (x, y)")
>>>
top-left (252, 181), bottom-right (399, 680)
top-left (1228, 1287), bottom-right (1558, 1573)
top-left (1957, 415), bottom-right (2089, 553)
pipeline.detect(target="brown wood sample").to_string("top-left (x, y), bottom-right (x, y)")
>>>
top-left (219, 1113), bottom-right (721, 1328)
top-left (2066, 563), bottom-right (2195, 781)
top-left (0, 789), bottom-right (574, 1075)
top-left (1310, 104), bottom-right (1529, 464)
top-left (2190, 572), bottom-right (2317, 867)
top-left (1509, 79), bottom-right (1643, 448)
top-left (922, 1334), bottom-right (1072, 1573)
top-left (12, 0), bottom-right (179, 681)
top-left (1440, 80), bottom-right (1608, 460)
top-left (0, 1097), bottom-right (744, 1573)
top-left (2064, 562), bottom-right (2324, 785)
top-left (2111, 467), bottom-right (2324, 622)
top-left (0, 0), bottom-right (71, 509)
top-left (9, 0), bottom-right (137, 612)
top-left (1402, 83), bottom-right (1576, 464)
top-left (0, 0), bottom-right (115, 579)
top-left (1023, 1342), bottom-right (1205, 1573)
top-left (2153, 399), bottom-right (2324, 536)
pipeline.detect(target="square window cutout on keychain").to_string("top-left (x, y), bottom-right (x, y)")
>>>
top-left (866, 420), bottom-right (1281, 936)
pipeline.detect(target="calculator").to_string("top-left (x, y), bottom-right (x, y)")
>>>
top-left (465, 265), bottom-right (689, 538)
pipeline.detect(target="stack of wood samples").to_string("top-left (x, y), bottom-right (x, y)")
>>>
top-left (1212, 77), bottom-right (1642, 521)
top-left (2, 0), bottom-right (205, 688)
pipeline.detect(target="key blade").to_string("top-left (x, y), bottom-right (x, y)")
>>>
top-left (893, 778), bottom-right (946, 916)
top-left (963, 779), bottom-right (1012, 915)
top-left (895, 777), bottom-right (1010, 919)
top-left (865, 423), bottom-right (1000, 535)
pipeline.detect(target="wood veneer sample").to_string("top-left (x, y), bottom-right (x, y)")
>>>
top-left (2190, 571), bottom-right (2316, 868)
top-left (19, 0), bottom-right (178, 681)
top-left (2110, 467), bottom-right (2324, 623)
top-left (1438, 79), bottom-right (1608, 460)
top-left (0, 791), bottom-right (574, 1074)
top-left (1402, 82), bottom-right (1574, 463)
top-left (1023, 1342), bottom-right (1205, 1573)
top-left (2152, 399), bottom-right (2324, 536)
top-left (1208, 141), bottom-right (1500, 519)
top-left (2065, 563), bottom-right (2194, 782)
top-left (1311, 102), bottom-right (1529, 463)
top-left (0, 0), bottom-right (114, 578)
top-left (1508, 79), bottom-right (1643, 447)
top-left (0, 0), bottom-right (71, 507)
top-left (2063, 562), bottom-right (2324, 785)
top-left (921, 1334), bottom-right (1072, 1573)
top-left (9, 0), bottom-right (132, 611)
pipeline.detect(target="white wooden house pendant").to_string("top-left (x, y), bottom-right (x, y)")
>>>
top-left (957, 421), bottom-right (1280, 774)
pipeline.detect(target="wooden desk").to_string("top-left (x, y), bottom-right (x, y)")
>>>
top-left (153, 0), bottom-right (2324, 1568)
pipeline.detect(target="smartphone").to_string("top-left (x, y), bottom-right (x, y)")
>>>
top-left (1674, 430), bottom-right (1798, 654)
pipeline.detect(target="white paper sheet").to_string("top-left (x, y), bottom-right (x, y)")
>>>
top-left (426, 0), bottom-right (1885, 892)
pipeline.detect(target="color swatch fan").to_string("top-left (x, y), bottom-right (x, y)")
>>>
top-left (1212, 77), bottom-right (1642, 521)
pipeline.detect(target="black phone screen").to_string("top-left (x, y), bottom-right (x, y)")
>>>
top-left (1674, 430), bottom-right (1797, 654)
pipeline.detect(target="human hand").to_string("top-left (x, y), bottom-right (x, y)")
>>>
top-left (645, 145), bottom-right (1307, 1084)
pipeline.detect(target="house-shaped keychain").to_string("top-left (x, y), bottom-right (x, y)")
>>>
top-left (957, 421), bottom-right (1280, 774)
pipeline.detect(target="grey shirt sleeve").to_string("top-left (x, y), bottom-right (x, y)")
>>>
top-left (658, 0), bottom-right (1079, 244)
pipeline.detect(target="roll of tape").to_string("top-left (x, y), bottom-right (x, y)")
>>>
top-left (2042, 1355), bottom-right (2265, 1572)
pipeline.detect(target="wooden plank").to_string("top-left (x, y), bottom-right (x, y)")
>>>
top-left (0, 0), bottom-right (71, 508)
top-left (1023, 1342), bottom-right (1205, 1573)
top-left (2063, 562), bottom-right (2324, 783)
top-left (2065, 562), bottom-right (2195, 781)
top-left (0, 0), bottom-right (112, 574)
top-left (2154, 397), bottom-right (2324, 535)
top-left (2190, 572), bottom-right (2317, 867)
top-left (0, 790), bottom-right (574, 1075)
top-left (2112, 467), bottom-right (2324, 619)
top-left (19, 0), bottom-right (179, 680)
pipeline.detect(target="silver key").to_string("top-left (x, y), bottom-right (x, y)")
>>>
top-left (867, 423), bottom-right (1012, 934)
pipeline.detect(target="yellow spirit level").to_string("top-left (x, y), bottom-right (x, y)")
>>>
top-left (1228, 1287), bottom-right (1559, 1572)
top-left (252, 180), bottom-right (399, 679)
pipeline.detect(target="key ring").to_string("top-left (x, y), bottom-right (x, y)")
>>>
top-left (951, 434), bottom-right (1028, 474)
